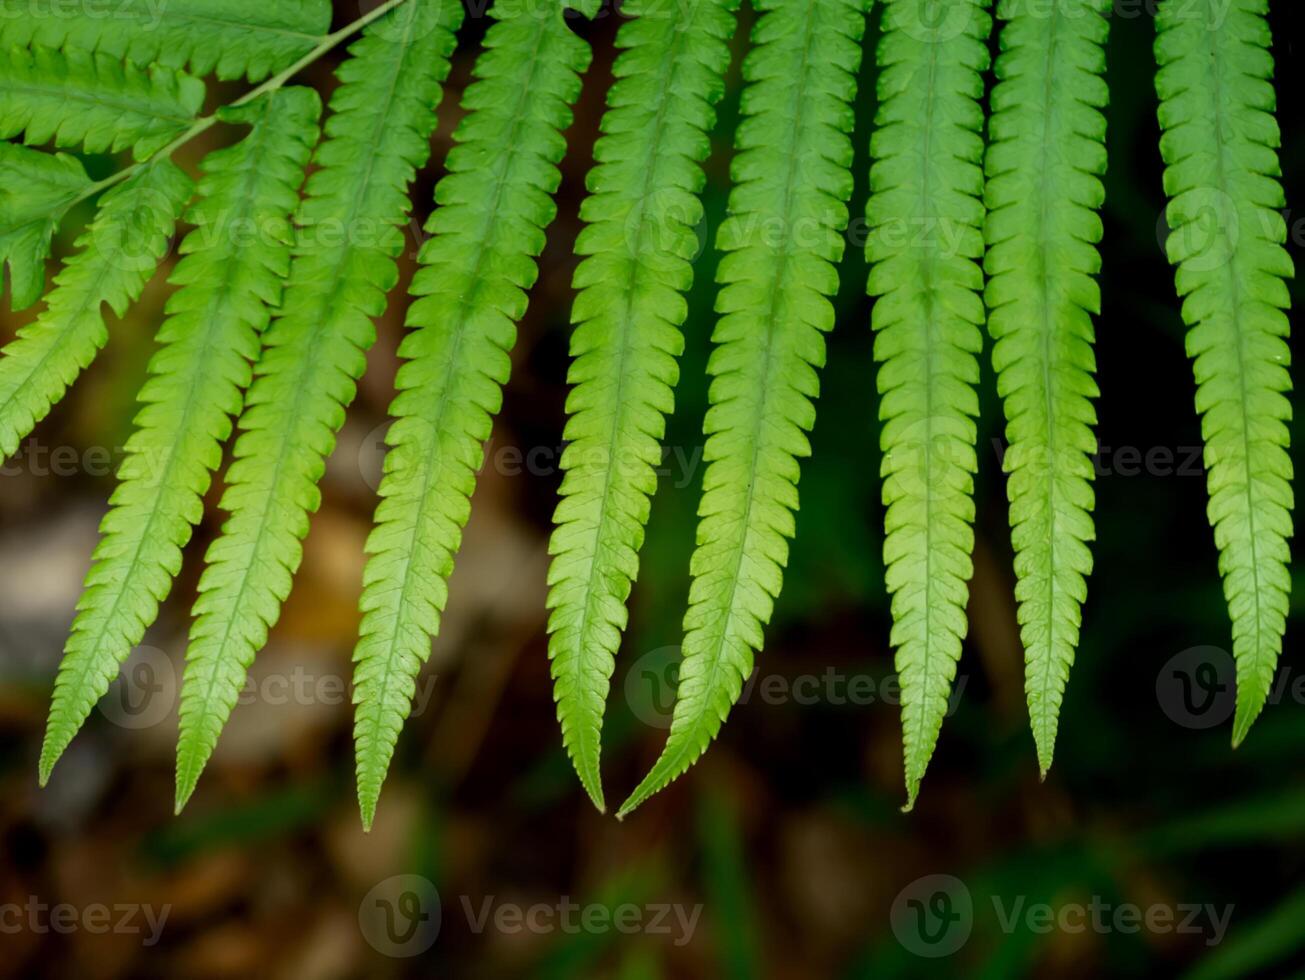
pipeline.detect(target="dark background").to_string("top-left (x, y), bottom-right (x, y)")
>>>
top-left (1, 1), bottom-right (1303, 976)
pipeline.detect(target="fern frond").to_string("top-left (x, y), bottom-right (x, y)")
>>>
top-left (0, 45), bottom-right (204, 159)
top-left (983, 0), bottom-right (1108, 774)
top-left (26, 163), bottom-right (194, 779)
top-left (0, 142), bottom-right (91, 310)
top-left (1155, 0), bottom-right (1294, 745)
top-left (618, 0), bottom-right (866, 819)
top-left (0, 0), bottom-right (331, 82)
top-left (867, 0), bottom-right (991, 809)
top-left (0, 160), bottom-right (190, 463)
top-left (180, 0), bottom-right (462, 812)
top-left (546, 0), bottom-right (737, 812)
top-left (353, 0), bottom-right (591, 830)
top-left (38, 92), bottom-right (319, 789)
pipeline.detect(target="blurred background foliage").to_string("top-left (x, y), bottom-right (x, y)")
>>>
top-left (0, 2), bottom-right (1303, 977)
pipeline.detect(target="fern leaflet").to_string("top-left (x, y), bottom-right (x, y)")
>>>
top-left (1155, 0), bottom-right (1294, 744)
top-left (353, 0), bottom-right (591, 830)
top-left (983, 0), bottom-right (1108, 773)
top-left (0, 142), bottom-right (91, 311)
top-left (546, 0), bottom-right (737, 812)
top-left (38, 92), bottom-right (318, 788)
top-left (0, 0), bottom-right (332, 82)
top-left (868, 0), bottom-right (991, 809)
top-left (0, 160), bottom-right (190, 464)
top-left (178, 0), bottom-right (462, 811)
top-left (618, 0), bottom-right (866, 818)
top-left (0, 45), bottom-right (204, 160)
top-left (28, 162), bottom-right (196, 779)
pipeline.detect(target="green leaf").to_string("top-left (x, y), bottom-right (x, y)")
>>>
top-left (185, 0), bottom-right (462, 814)
top-left (0, 141), bottom-right (91, 311)
top-left (352, 0), bottom-right (591, 830)
top-left (0, 45), bottom-right (204, 160)
top-left (0, 0), bottom-right (332, 82)
top-left (984, 0), bottom-right (1109, 773)
top-left (867, 0), bottom-right (992, 809)
top-left (547, 0), bottom-right (738, 812)
top-left (31, 161), bottom-right (196, 782)
top-left (85, 89), bottom-right (323, 812)
top-left (1154, 0), bottom-right (1294, 746)
top-left (618, 0), bottom-right (867, 819)
top-left (42, 91), bottom-right (320, 794)
top-left (0, 159), bottom-right (191, 465)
